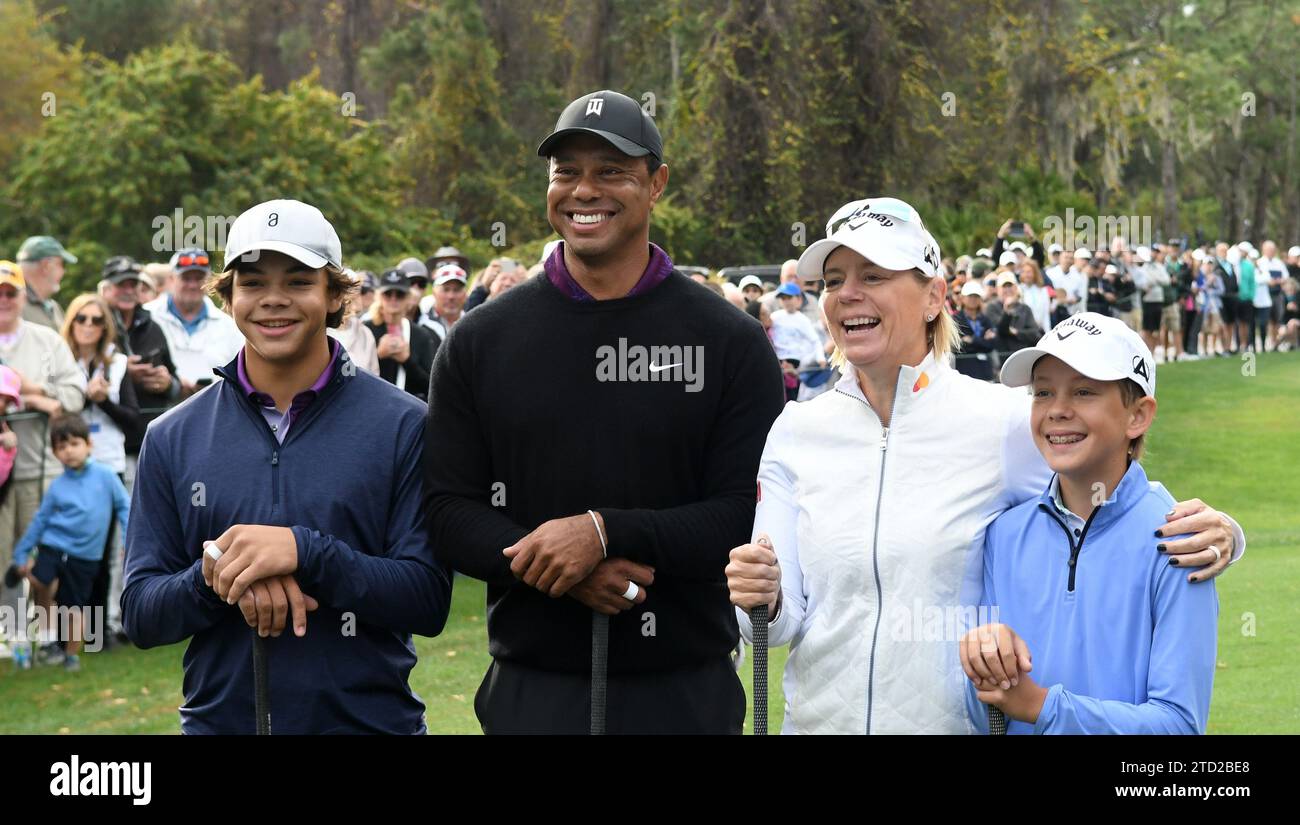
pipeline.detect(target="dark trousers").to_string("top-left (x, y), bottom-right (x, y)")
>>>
top-left (475, 656), bottom-right (746, 735)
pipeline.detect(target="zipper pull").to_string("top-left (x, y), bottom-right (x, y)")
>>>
top-left (271, 451), bottom-right (279, 466)
top-left (880, 427), bottom-right (889, 450)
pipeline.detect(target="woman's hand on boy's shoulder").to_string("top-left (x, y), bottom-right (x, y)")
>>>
top-left (1156, 498), bottom-right (1236, 583)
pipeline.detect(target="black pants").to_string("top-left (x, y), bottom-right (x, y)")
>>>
top-left (475, 656), bottom-right (746, 735)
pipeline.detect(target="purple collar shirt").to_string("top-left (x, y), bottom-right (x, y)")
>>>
top-left (236, 337), bottom-right (341, 444)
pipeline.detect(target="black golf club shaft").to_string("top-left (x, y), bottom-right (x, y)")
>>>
top-left (988, 705), bottom-right (1007, 735)
top-left (253, 633), bottom-right (270, 735)
top-left (591, 612), bottom-right (609, 735)
top-left (751, 604), bottom-right (768, 735)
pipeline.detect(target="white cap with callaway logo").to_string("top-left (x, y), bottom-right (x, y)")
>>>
top-left (223, 199), bottom-right (342, 272)
top-left (999, 311), bottom-right (1156, 398)
top-left (797, 197), bottom-right (942, 280)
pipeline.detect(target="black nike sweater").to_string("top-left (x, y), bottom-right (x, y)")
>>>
top-left (423, 271), bottom-right (785, 675)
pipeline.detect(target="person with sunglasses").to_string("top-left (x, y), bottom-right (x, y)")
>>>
top-left (60, 292), bottom-right (141, 645)
top-left (143, 248), bottom-right (244, 398)
top-left (0, 261), bottom-right (86, 654)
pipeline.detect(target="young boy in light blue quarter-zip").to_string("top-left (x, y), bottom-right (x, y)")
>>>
top-left (960, 311), bottom-right (1218, 734)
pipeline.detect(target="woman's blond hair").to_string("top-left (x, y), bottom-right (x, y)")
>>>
top-left (60, 294), bottom-right (117, 375)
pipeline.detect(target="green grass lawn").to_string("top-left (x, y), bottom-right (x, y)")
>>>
top-left (1, 353), bottom-right (1295, 733)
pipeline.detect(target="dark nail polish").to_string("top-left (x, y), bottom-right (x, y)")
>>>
top-left (1154, 529), bottom-right (1163, 538)
top-left (1168, 558), bottom-right (1178, 567)
top-left (1157, 544), bottom-right (1167, 553)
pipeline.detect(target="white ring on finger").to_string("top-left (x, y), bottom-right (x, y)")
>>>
top-left (622, 581), bottom-right (640, 601)
top-left (1209, 544), bottom-right (1221, 564)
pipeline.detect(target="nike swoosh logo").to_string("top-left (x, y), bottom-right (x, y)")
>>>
top-left (1056, 330), bottom-right (1077, 340)
top-left (648, 363), bottom-right (682, 373)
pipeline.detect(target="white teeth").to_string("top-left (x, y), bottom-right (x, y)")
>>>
top-left (261, 321), bottom-right (293, 328)
top-left (843, 317), bottom-right (881, 328)
top-left (1048, 434), bottom-right (1085, 444)
top-left (572, 213), bottom-right (607, 224)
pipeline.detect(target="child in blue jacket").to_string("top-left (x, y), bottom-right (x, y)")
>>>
top-left (15, 415), bottom-right (130, 671)
top-left (961, 312), bottom-right (1218, 734)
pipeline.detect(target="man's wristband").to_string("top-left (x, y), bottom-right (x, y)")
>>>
top-left (587, 510), bottom-right (608, 558)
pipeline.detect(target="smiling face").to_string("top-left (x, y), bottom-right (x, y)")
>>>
top-left (173, 268), bottom-right (209, 313)
top-left (433, 280), bottom-right (465, 317)
top-left (110, 278), bottom-right (139, 314)
top-left (1030, 355), bottom-right (1154, 481)
top-left (71, 301), bottom-right (107, 350)
top-left (546, 133), bottom-right (668, 265)
top-left (230, 250), bottom-right (340, 366)
top-left (0, 284), bottom-right (23, 331)
top-left (821, 245), bottom-right (943, 372)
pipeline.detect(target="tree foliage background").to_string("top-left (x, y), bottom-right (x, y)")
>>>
top-left (1, 0), bottom-right (1297, 295)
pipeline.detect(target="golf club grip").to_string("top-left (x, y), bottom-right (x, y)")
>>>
top-left (591, 612), bottom-right (609, 736)
top-left (987, 705), bottom-right (1007, 735)
top-left (751, 605), bottom-right (768, 736)
top-left (253, 633), bottom-right (271, 735)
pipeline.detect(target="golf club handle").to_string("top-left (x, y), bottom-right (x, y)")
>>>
top-left (987, 705), bottom-right (1007, 736)
top-left (750, 604), bottom-right (768, 736)
top-left (253, 633), bottom-right (271, 736)
top-left (591, 612), bottom-right (609, 736)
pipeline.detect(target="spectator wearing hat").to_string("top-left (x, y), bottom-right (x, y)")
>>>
top-left (395, 257), bottom-right (430, 324)
top-left (985, 271), bottom-right (1043, 355)
top-left (1043, 243), bottom-right (1065, 284)
top-left (123, 198), bottom-right (450, 733)
top-left (952, 278), bottom-right (996, 381)
top-left (0, 262), bottom-right (86, 639)
top-left (16, 236), bottom-right (77, 331)
top-left (426, 246), bottom-right (470, 273)
top-left (103, 256), bottom-right (179, 482)
top-left (143, 248), bottom-right (244, 397)
top-left (738, 274), bottom-right (765, 305)
top-left (419, 263), bottom-right (468, 344)
top-left (353, 270), bottom-right (377, 316)
top-left (760, 259), bottom-right (800, 314)
top-left (326, 270), bottom-right (380, 376)
top-left (771, 282), bottom-right (824, 401)
top-left (366, 269), bottom-right (436, 399)
top-left (427, 89), bottom-right (783, 734)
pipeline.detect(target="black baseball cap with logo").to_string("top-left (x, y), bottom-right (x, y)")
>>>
top-left (536, 90), bottom-right (663, 161)
top-left (378, 268), bottom-right (410, 293)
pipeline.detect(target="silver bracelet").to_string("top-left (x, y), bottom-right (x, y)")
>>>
top-left (587, 509), bottom-right (608, 558)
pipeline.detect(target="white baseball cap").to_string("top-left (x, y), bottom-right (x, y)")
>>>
top-left (1104, 264), bottom-right (1118, 275)
top-left (996, 271), bottom-right (1018, 287)
top-left (1287, 246), bottom-right (1300, 258)
top-left (1136, 246), bottom-right (1151, 263)
top-left (1192, 249), bottom-right (1206, 262)
top-left (1074, 246), bottom-right (1092, 260)
top-left (433, 264), bottom-right (467, 286)
top-left (797, 197), bottom-right (942, 280)
top-left (1047, 242), bottom-right (1063, 254)
top-left (1009, 242), bottom-right (1028, 254)
top-left (738, 274), bottom-right (764, 291)
top-left (1000, 311), bottom-right (1156, 398)
top-left (975, 247), bottom-right (992, 259)
top-left (960, 279), bottom-right (985, 297)
top-left (223, 199), bottom-right (342, 271)
top-left (998, 251), bottom-right (1018, 266)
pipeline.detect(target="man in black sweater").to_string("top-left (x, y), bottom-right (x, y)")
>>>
top-left (423, 90), bottom-right (784, 734)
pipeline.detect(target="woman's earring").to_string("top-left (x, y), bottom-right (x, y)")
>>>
top-left (926, 314), bottom-right (934, 322)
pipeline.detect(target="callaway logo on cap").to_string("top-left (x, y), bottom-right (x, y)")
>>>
top-left (797, 197), bottom-right (942, 280)
top-left (223, 199), bottom-right (342, 272)
top-left (999, 312), bottom-right (1156, 398)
